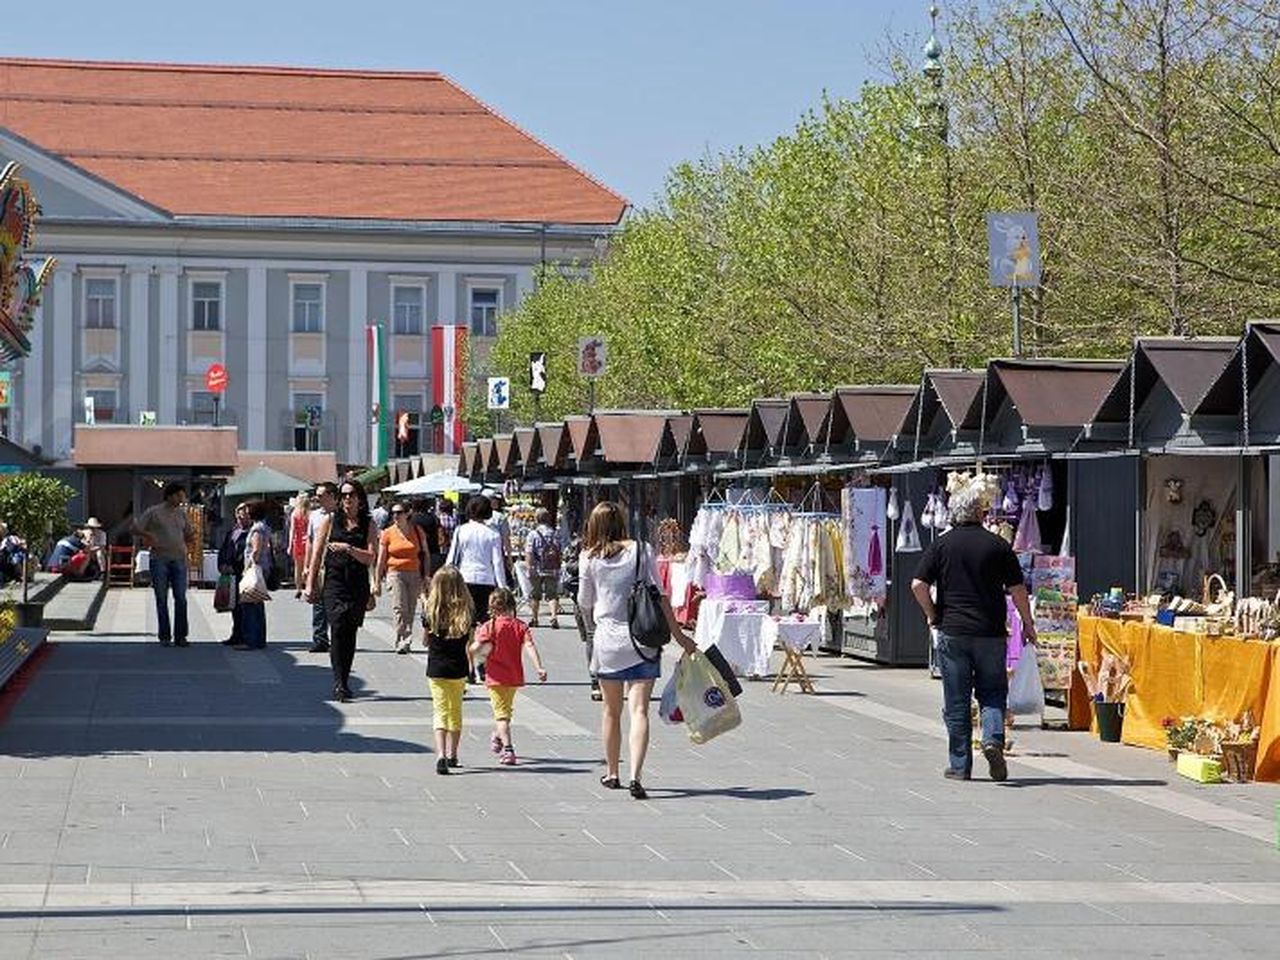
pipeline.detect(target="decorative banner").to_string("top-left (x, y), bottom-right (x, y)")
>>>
top-left (986, 211), bottom-right (1041, 287)
top-left (367, 323), bottom-right (388, 464)
top-left (577, 336), bottom-right (606, 378)
top-left (529, 351), bottom-right (548, 394)
top-left (487, 377), bottom-right (511, 410)
top-left (431, 324), bottom-right (468, 454)
top-left (0, 164), bottom-right (41, 361)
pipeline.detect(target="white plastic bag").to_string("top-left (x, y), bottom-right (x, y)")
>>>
top-left (676, 651), bottom-right (741, 744)
top-left (1007, 643), bottom-right (1045, 716)
top-left (658, 669), bottom-right (683, 725)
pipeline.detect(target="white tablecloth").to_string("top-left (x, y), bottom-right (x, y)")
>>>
top-left (135, 550), bottom-right (220, 583)
top-left (762, 617), bottom-right (822, 652)
top-left (694, 598), bottom-right (772, 676)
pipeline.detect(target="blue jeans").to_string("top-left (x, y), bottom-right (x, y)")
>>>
top-left (240, 601), bottom-right (267, 649)
top-left (311, 598), bottom-right (329, 647)
top-left (937, 632), bottom-right (1007, 774)
top-left (150, 558), bottom-right (189, 644)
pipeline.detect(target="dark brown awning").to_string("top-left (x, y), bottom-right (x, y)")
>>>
top-left (476, 438), bottom-right (495, 476)
top-left (513, 428), bottom-right (540, 469)
top-left (690, 410), bottom-right (749, 458)
top-left (565, 416), bottom-right (599, 464)
top-left (493, 435), bottom-right (517, 477)
top-left (743, 399), bottom-right (790, 456)
top-left (1096, 338), bottom-right (1237, 423)
top-left (537, 423), bottom-right (572, 469)
top-left (988, 359), bottom-right (1124, 429)
top-left (594, 412), bottom-right (676, 464)
top-left (1199, 322), bottom-right (1280, 416)
top-left (457, 445), bottom-right (472, 476)
top-left (666, 415), bottom-right (694, 458)
top-left (834, 386), bottom-right (917, 443)
top-left (929, 370), bottom-right (985, 429)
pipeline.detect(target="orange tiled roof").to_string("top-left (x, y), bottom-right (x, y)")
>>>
top-left (0, 58), bottom-right (628, 224)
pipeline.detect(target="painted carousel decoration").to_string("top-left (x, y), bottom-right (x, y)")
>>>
top-left (0, 162), bottom-right (50, 361)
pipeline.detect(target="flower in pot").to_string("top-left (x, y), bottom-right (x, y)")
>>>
top-left (1162, 716), bottom-right (1200, 759)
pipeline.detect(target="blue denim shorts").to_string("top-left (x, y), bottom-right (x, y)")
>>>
top-left (596, 658), bottom-right (661, 682)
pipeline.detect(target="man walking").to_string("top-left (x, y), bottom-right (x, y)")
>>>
top-left (306, 482), bottom-right (338, 653)
top-left (911, 481), bottom-right (1035, 782)
top-left (134, 482), bottom-right (195, 647)
top-left (525, 508), bottom-right (562, 629)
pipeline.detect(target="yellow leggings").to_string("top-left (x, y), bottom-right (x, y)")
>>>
top-left (428, 678), bottom-right (466, 732)
top-left (488, 684), bottom-right (519, 721)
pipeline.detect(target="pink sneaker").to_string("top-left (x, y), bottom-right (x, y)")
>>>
top-left (499, 749), bottom-right (517, 766)
top-left (490, 734), bottom-right (503, 755)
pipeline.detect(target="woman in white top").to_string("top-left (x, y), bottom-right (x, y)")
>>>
top-left (577, 502), bottom-right (695, 799)
top-left (444, 495), bottom-right (509, 625)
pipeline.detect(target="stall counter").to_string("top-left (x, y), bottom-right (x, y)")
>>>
top-left (1077, 616), bottom-right (1280, 781)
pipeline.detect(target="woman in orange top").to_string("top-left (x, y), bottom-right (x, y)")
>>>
top-left (374, 501), bottom-right (429, 653)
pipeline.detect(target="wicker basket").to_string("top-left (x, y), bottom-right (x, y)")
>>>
top-left (1219, 741), bottom-right (1258, 782)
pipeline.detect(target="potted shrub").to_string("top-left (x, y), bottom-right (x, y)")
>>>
top-left (1216, 713), bottom-right (1261, 782)
top-left (0, 472), bottom-right (77, 625)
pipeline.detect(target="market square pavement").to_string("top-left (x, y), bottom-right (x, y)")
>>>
top-left (0, 587), bottom-right (1277, 959)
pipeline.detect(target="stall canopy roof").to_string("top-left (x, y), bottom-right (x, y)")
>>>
top-left (493, 435), bottom-right (517, 477)
top-left (223, 463), bottom-right (312, 497)
top-left (688, 409), bottom-right (749, 459)
top-left (536, 422), bottom-right (571, 469)
top-left (512, 428), bottom-right (540, 470)
top-left (1199, 322), bottom-right (1280, 416)
top-left (564, 416), bottom-right (599, 464)
top-left (980, 358), bottom-right (1124, 429)
top-left (779, 394), bottom-right (833, 455)
top-left (743, 399), bottom-right (790, 456)
top-left (476, 438), bottom-right (495, 476)
top-left (1095, 337), bottom-right (1237, 423)
top-left (665, 414), bottom-right (694, 459)
top-left (593, 410), bottom-right (681, 464)
top-left (835, 385), bottom-right (917, 444)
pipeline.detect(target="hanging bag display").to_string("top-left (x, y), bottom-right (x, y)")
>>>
top-left (628, 542), bottom-right (670, 662)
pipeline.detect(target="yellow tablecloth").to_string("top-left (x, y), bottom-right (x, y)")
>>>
top-left (1077, 616), bottom-right (1280, 781)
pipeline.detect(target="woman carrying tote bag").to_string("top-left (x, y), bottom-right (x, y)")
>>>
top-left (576, 502), bottom-right (695, 799)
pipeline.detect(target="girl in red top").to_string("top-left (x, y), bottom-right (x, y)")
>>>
top-left (469, 588), bottom-right (547, 765)
top-left (289, 492), bottom-right (310, 598)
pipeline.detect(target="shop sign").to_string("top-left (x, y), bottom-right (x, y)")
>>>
top-left (986, 212), bottom-right (1041, 287)
top-left (139, 410), bottom-right (157, 426)
top-left (205, 362), bottom-right (229, 394)
top-left (577, 336), bottom-right (606, 378)
top-left (487, 377), bottom-right (510, 410)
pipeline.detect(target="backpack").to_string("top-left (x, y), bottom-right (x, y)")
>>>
top-left (530, 528), bottom-right (562, 572)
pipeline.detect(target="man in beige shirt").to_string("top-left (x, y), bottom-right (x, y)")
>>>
top-left (134, 482), bottom-right (195, 647)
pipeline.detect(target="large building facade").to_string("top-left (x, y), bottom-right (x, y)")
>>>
top-left (0, 58), bottom-right (625, 464)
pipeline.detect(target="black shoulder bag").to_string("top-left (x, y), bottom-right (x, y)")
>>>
top-left (628, 541), bottom-right (670, 663)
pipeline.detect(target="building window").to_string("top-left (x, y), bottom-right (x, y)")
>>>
top-left (393, 393), bottom-right (423, 457)
top-left (292, 283), bottom-right (324, 333)
top-left (392, 284), bottom-right (425, 336)
top-left (85, 278), bottom-right (117, 329)
top-left (292, 392), bottom-right (324, 451)
top-left (190, 390), bottom-right (218, 424)
top-left (85, 388), bottom-right (117, 423)
top-left (192, 281), bottom-right (222, 331)
top-left (469, 287), bottom-right (500, 338)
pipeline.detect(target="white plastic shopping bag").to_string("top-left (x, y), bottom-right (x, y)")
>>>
top-left (1007, 643), bottom-right (1045, 717)
top-left (659, 667), bottom-right (683, 725)
top-left (676, 651), bottom-right (741, 744)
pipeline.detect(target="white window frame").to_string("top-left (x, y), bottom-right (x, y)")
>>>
top-left (466, 282), bottom-right (503, 338)
top-left (188, 273), bottom-right (226, 332)
top-left (390, 280), bottom-right (427, 336)
top-left (82, 271), bottom-right (120, 331)
top-left (289, 275), bottom-right (327, 334)
top-left (84, 386), bottom-right (119, 423)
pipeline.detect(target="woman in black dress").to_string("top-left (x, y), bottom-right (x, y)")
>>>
top-left (305, 478), bottom-right (378, 702)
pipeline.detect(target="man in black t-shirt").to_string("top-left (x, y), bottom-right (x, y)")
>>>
top-left (911, 485), bottom-right (1036, 782)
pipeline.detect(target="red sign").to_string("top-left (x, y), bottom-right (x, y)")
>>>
top-left (205, 363), bottom-right (229, 394)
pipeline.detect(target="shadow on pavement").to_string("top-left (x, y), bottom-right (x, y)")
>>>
top-left (0, 641), bottom-right (429, 757)
top-left (646, 785), bottom-right (813, 801)
top-left (1000, 776), bottom-right (1168, 788)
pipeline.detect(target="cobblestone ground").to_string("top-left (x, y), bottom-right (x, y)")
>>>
top-left (0, 587), bottom-right (1277, 958)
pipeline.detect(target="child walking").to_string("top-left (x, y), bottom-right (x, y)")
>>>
top-left (469, 588), bottom-right (547, 766)
top-left (422, 566), bottom-right (474, 775)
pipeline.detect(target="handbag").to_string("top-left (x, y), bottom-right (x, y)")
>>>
top-left (238, 564), bottom-right (271, 604)
top-left (213, 573), bottom-right (234, 613)
top-left (627, 541), bottom-right (670, 662)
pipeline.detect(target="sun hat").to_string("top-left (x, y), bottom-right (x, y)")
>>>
top-left (85, 517), bottom-right (103, 529)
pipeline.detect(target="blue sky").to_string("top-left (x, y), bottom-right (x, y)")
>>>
top-left (5, 1), bottom-right (931, 210)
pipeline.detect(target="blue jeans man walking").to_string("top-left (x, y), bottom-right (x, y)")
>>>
top-left (150, 557), bottom-right (189, 647)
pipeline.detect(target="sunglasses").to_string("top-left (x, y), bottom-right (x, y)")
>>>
top-left (340, 491), bottom-right (358, 498)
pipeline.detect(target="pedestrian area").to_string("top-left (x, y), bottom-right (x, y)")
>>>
top-left (1, 592), bottom-right (1278, 959)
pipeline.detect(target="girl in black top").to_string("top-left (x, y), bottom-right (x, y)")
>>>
top-left (305, 479), bottom-right (378, 703)
top-left (421, 565), bottom-right (474, 774)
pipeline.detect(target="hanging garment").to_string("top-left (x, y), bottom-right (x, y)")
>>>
top-left (886, 487), bottom-right (900, 521)
top-left (1013, 496), bottom-right (1041, 553)
top-left (1038, 466), bottom-right (1054, 512)
top-left (714, 511), bottom-right (743, 573)
top-left (867, 524), bottom-right (883, 576)
top-left (896, 501), bottom-right (922, 552)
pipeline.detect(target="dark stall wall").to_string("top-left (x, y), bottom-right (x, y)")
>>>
top-left (1069, 456), bottom-right (1139, 600)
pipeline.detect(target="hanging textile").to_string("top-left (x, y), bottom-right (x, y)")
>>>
top-left (896, 500), bottom-right (922, 553)
top-left (842, 486), bottom-right (887, 605)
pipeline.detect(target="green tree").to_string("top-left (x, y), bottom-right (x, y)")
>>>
top-left (0, 473), bottom-right (77, 602)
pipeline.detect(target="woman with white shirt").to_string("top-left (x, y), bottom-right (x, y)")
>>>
top-left (577, 501), bottom-right (695, 800)
top-left (444, 495), bottom-right (508, 627)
